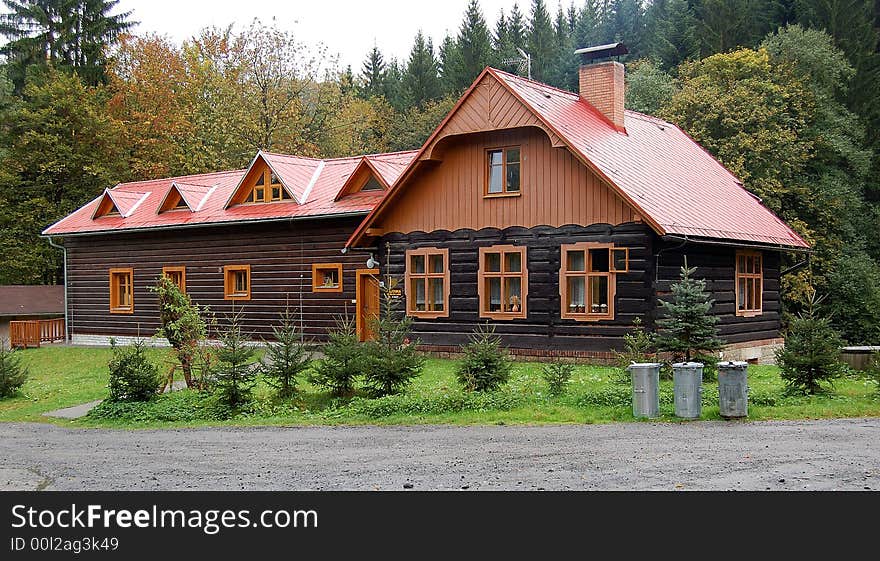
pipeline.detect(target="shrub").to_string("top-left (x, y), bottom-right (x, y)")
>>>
top-left (0, 340), bottom-right (28, 398)
top-left (542, 360), bottom-right (575, 396)
top-left (361, 288), bottom-right (425, 397)
top-left (213, 311), bottom-right (258, 411)
top-left (827, 254), bottom-right (880, 345)
top-left (866, 354), bottom-right (880, 394)
top-left (151, 276), bottom-right (207, 389)
top-left (613, 317), bottom-right (656, 383)
top-left (310, 315), bottom-right (363, 398)
top-left (455, 323), bottom-right (512, 392)
top-left (262, 308), bottom-right (312, 399)
top-left (775, 291), bottom-right (844, 394)
top-left (656, 264), bottom-right (723, 362)
top-left (107, 338), bottom-right (161, 402)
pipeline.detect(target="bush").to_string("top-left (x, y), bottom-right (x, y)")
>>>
top-left (613, 317), bottom-right (656, 384)
top-left (0, 340), bottom-right (28, 398)
top-left (262, 308), bottom-right (312, 399)
top-left (775, 291), bottom-right (844, 394)
top-left (310, 316), bottom-right (363, 398)
top-left (455, 323), bottom-right (512, 392)
top-left (213, 311), bottom-right (258, 411)
top-left (361, 288), bottom-right (425, 396)
top-left (827, 254), bottom-right (880, 345)
top-left (542, 360), bottom-right (575, 396)
top-left (150, 275), bottom-right (207, 389)
top-left (107, 338), bottom-right (161, 402)
top-left (866, 354), bottom-right (880, 394)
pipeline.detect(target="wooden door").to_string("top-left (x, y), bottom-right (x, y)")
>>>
top-left (356, 269), bottom-right (380, 341)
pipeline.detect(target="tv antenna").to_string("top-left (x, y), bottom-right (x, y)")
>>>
top-left (502, 47), bottom-right (531, 79)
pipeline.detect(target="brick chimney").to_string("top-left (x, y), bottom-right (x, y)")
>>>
top-left (578, 60), bottom-right (625, 130)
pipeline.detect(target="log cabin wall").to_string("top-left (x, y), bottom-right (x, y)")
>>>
top-left (653, 240), bottom-right (782, 344)
top-left (380, 222), bottom-right (655, 352)
top-left (64, 216), bottom-right (366, 341)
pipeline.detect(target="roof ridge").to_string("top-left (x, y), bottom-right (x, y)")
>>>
top-left (490, 67), bottom-right (579, 99)
top-left (115, 168), bottom-right (246, 189)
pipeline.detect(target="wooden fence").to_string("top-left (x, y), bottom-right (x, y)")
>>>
top-left (10, 318), bottom-right (66, 348)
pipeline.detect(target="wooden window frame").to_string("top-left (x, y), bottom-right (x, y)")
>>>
top-left (484, 145), bottom-right (522, 198)
top-left (224, 264), bottom-right (251, 301)
top-left (243, 168), bottom-right (291, 204)
top-left (735, 250), bottom-right (763, 317)
top-left (109, 268), bottom-right (134, 314)
top-left (162, 266), bottom-right (186, 294)
top-left (478, 245), bottom-right (528, 320)
top-left (405, 247), bottom-right (450, 319)
top-left (312, 263), bottom-right (344, 293)
top-left (559, 243), bottom-right (626, 322)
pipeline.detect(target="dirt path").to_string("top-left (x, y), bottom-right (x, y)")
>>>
top-left (1, 418), bottom-right (877, 491)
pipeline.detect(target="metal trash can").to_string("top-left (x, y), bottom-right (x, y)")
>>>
top-left (627, 362), bottom-right (661, 418)
top-left (717, 361), bottom-right (749, 418)
top-left (673, 362), bottom-right (703, 419)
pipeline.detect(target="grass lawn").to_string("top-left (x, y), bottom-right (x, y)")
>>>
top-left (1, 345), bottom-right (878, 428)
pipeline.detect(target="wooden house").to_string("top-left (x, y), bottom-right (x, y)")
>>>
top-left (44, 46), bottom-right (808, 363)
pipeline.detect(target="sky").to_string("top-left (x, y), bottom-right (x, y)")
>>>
top-left (114, 0), bottom-right (525, 71)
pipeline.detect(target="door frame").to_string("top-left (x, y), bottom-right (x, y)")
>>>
top-left (355, 268), bottom-right (380, 341)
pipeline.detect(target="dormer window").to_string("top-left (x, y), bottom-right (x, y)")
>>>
top-left (361, 177), bottom-right (383, 191)
top-left (244, 168), bottom-right (291, 203)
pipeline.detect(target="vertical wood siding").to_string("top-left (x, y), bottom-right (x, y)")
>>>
top-left (379, 127), bottom-right (640, 235)
top-left (64, 217), bottom-right (367, 341)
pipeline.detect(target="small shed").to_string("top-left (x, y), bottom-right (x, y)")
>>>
top-left (0, 285), bottom-right (65, 345)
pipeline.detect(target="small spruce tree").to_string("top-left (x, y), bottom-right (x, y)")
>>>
top-left (151, 276), bottom-right (207, 389)
top-left (361, 287), bottom-right (425, 397)
top-left (0, 340), bottom-right (28, 398)
top-left (107, 338), bottom-right (160, 402)
top-left (455, 323), bottom-right (513, 392)
top-left (310, 315), bottom-right (363, 398)
top-left (214, 310), bottom-right (258, 411)
top-left (262, 307), bottom-right (312, 399)
top-left (656, 264), bottom-right (723, 362)
top-left (775, 291), bottom-right (844, 395)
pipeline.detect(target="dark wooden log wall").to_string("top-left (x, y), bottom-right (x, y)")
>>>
top-left (380, 222), bottom-right (656, 352)
top-left (63, 216), bottom-right (368, 341)
top-left (652, 240), bottom-right (782, 344)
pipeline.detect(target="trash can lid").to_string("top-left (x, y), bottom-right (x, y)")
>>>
top-left (717, 360), bottom-right (748, 367)
top-left (626, 362), bottom-right (661, 369)
top-left (672, 362), bottom-right (704, 368)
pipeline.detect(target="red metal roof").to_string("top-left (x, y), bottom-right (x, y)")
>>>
top-left (348, 68), bottom-right (809, 249)
top-left (43, 150), bottom-right (418, 236)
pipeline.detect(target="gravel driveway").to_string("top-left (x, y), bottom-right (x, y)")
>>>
top-left (1, 418), bottom-right (877, 491)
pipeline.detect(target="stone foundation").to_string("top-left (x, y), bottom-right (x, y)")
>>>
top-left (719, 338), bottom-right (784, 365)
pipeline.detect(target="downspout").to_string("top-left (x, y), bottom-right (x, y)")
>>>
top-left (46, 236), bottom-right (69, 343)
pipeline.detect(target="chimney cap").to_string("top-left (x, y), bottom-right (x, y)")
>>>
top-left (575, 42), bottom-right (628, 63)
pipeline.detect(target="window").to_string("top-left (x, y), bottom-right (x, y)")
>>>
top-left (736, 250), bottom-right (763, 316)
top-left (405, 247), bottom-right (449, 318)
top-left (486, 146), bottom-right (521, 196)
top-left (109, 268), bottom-right (134, 314)
top-left (312, 263), bottom-right (343, 293)
top-left (224, 265), bottom-right (251, 300)
top-left (162, 266), bottom-right (186, 293)
top-left (244, 168), bottom-right (291, 203)
top-left (560, 243), bottom-right (629, 321)
top-left (361, 176), bottom-right (383, 191)
top-left (479, 245), bottom-right (527, 319)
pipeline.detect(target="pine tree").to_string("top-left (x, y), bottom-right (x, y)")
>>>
top-left (401, 30), bottom-right (441, 109)
top-left (214, 310), bottom-right (258, 411)
top-left (437, 34), bottom-right (460, 95)
top-left (0, 339), bottom-right (28, 398)
top-left (775, 291), bottom-right (844, 394)
top-left (310, 315), bottom-right (363, 398)
top-left (645, 0), bottom-right (700, 69)
top-left (526, 0), bottom-right (556, 82)
top-left (361, 286), bottom-right (425, 397)
top-left (508, 2), bottom-right (528, 50)
top-left (656, 263), bottom-right (724, 362)
top-left (449, 0), bottom-right (495, 91)
top-left (359, 44), bottom-right (386, 99)
top-left (0, 0), bottom-right (134, 88)
top-left (574, 0), bottom-right (600, 49)
top-left (547, 2), bottom-right (577, 90)
top-left (261, 307), bottom-right (312, 399)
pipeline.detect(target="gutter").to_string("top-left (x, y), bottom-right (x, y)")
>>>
top-left (41, 211), bottom-right (371, 239)
top-left (45, 236), bottom-right (70, 343)
top-left (660, 234), bottom-right (813, 254)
